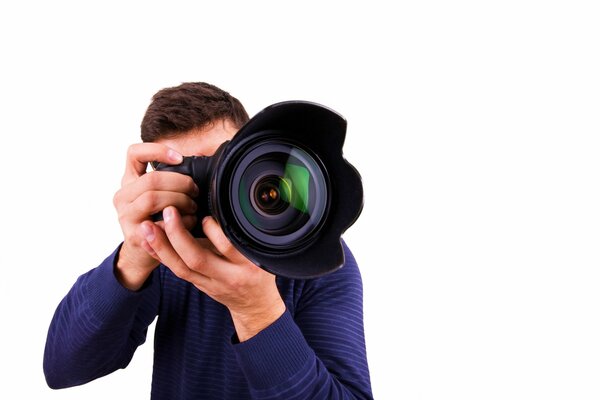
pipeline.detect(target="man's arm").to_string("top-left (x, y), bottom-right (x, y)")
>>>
top-left (233, 242), bottom-right (373, 399)
top-left (143, 207), bottom-right (372, 400)
top-left (43, 247), bottom-right (160, 389)
top-left (142, 207), bottom-right (372, 398)
top-left (44, 142), bottom-right (198, 388)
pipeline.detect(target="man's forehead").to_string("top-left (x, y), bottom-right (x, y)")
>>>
top-left (156, 120), bottom-right (237, 157)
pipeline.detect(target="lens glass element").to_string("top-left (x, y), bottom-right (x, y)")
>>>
top-left (230, 141), bottom-right (328, 248)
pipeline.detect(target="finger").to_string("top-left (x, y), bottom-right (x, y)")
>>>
top-left (117, 192), bottom-right (197, 229)
top-left (201, 216), bottom-right (250, 265)
top-left (140, 219), bottom-right (210, 286)
top-left (115, 171), bottom-right (198, 206)
top-left (181, 214), bottom-right (198, 231)
top-left (137, 222), bottom-right (161, 261)
top-left (162, 206), bottom-right (226, 278)
top-left (128, 191), bottom-right (198, 218)
top-left (138, 215), bottom-right (196, 252)
top-left (122, 143), bottom-right (183, 185)
top-left (142, 214), bottom-right (196, 232)
top-left (195, 238), bottom-right (222, 255)
top-left (140, 238), bottom-right (160, 261)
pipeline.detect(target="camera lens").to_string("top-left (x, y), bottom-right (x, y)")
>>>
top-left (229, 140), bottom-right (328, 249)
top-left (252, 176), bottom-right (289, 215)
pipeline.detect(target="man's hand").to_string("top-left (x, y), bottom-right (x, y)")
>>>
top-left (112, 144), bottom-right (199, 291)
top-left (140, 206), bottom-right (286, 341)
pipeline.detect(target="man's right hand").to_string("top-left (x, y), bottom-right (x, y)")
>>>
top-left (112, 143), bottom-right (199, 290)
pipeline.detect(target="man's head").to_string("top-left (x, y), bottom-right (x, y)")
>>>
top-left (141, 82), bottom-right (249, 143)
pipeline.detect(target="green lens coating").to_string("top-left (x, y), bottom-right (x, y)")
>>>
top-left (281, 163), bottom-right (309, 214)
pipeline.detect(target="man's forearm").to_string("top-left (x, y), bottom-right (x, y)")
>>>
top-left (44, 248), bottom-right (159, 388)
top-left (233, 310), bottom-right (373, 399)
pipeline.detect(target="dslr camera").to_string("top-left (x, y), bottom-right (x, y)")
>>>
top-left (153, 101), bottom-right (362, 279)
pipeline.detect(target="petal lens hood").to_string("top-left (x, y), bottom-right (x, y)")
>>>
top-left (154, 101), bottom-right (363, 278)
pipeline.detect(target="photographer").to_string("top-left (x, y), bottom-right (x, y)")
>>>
top-left (43, 82), bottom-right (373, 399)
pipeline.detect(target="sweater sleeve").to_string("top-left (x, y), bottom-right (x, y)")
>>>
top-left (43, 246), bottom-right (161, 389)
top-left (232, 242), bottom-right (373, 399)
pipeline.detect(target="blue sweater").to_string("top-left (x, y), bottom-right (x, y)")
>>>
top-left (44, 242), bottom-right (373, 399)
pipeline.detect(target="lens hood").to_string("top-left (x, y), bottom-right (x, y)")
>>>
top-left (155, 101), bottom-right (363, 279)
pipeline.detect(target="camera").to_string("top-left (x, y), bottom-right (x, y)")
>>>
top-left (153, 101), bottom-right (363, 279)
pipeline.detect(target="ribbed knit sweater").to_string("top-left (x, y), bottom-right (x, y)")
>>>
top-left (43, 242), bottom-right (373, 399)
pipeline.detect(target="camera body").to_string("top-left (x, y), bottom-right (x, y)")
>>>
top-left (153, 101), bottom-right (363, 279)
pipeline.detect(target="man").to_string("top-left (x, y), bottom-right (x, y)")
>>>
top-left (44, 82), bottom-right (373, 399)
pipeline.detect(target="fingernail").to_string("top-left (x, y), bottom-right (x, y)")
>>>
top-left (164, 207), bottom-right (173, 223)
top-left (167, 149), bottom-right (183, 163)
top-left (202, 216), bottom-right (210, 225)
top-left (142, 223), bottom-right (155, 242)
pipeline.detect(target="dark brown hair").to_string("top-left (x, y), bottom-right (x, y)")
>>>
top-left (140, 82), bottom-right (249, 142)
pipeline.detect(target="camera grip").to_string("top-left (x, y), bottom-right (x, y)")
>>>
top-left (151, 156), bottom-right (212, 238)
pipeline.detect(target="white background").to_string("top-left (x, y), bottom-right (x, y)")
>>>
top-left (1, 1), bottom-right (599, 399)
